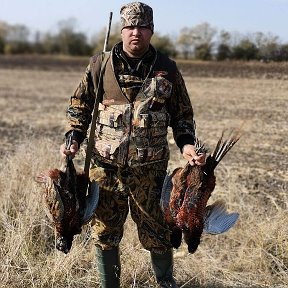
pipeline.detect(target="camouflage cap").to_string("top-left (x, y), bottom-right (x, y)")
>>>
top-left (120, 2), bottom-right (154, 33)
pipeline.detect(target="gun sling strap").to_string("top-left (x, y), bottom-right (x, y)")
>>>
top-left (84, 52), bottom-right (111, 175)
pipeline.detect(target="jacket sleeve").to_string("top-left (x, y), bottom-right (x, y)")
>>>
top-left (168, 68), bottom-right (196, 150)
top-left (65, 63), bottom-right (96, 144)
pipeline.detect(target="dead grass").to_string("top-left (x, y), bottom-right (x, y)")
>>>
top-left (0, 61), bottom-right (287, 287)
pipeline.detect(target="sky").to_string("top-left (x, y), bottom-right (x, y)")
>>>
top-left (1, 0), bottom-right (288, 43)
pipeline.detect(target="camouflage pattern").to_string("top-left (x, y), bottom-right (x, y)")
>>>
top-left (89, 161), bottom-right (172, 252)
top-left (66, 43), bottom-right (195, 167)
top-left (66, 65), bottom-right (95, 135)
top-left (65, 42), bottom-right (196, 250)
top-left (120, 2), bottom-right (154, 32)
top-left (85, 74), bottom-right (172, 167)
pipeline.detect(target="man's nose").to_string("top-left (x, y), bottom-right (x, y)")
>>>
top-left (131, 27), bottom-right (141, 35)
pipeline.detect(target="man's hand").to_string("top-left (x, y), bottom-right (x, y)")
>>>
top-left (60, 140), bottom-right (79, 159)
top-left (182, 144), bottom-right (206, 166)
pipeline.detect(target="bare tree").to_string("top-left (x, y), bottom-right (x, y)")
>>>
top-left (177, 27), bottom-right (194, 59)
top-left (177, 23), bottom-right (217, 59)
top-left (190, 22), bottom-right (217, 60)
top-left (190, 22), bottom-right (217, 47)
top-left (254, 32), bottom-right (279, 61)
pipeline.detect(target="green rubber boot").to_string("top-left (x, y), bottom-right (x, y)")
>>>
top-left (150, 249), bottom-right (178, 288)
top-left (96, 246), bottom-right (121, 288)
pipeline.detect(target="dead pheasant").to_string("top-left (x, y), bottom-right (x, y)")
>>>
top-left (36, 136), bottom-right (99, 254)
top-left (161, 127), bottom-right (242, 253)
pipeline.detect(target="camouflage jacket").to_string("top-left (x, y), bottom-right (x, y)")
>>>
top-left (66, 42), bottom-right (196, 167)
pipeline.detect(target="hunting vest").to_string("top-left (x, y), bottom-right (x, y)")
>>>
top-left (89, 47), bottom-right (177, 167)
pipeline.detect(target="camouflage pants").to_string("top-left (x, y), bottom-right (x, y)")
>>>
top-left (89, 162), bottom-right (172, 253)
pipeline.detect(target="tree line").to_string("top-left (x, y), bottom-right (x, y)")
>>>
top-left (1, 18), bottom-right (288, 61)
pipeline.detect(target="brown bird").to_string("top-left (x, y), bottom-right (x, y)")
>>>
top-left (36, 137), bottom-right (99, 254)
top-left (161, 127), bottom-right (242, 253)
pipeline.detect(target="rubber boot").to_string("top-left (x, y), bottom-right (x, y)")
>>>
top-left (96, 246), bottom-right (121, 288)
top-left (150, 249), bottom-right (178, 288)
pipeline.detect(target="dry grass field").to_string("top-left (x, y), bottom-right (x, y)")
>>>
top-left (0, 55), bottom-right (287, 287)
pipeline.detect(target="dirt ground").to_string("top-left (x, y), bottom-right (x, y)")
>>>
top-left (0, 55), bottom-right (288, 287)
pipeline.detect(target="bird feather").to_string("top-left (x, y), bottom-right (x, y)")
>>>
top-left (161, 125), bottom-right (243, 253)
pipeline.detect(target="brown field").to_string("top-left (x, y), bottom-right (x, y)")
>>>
top-left (0, 55), bottom-right (287, 287)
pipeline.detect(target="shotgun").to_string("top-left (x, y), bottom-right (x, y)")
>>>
top-left (84, 12), bottom-right (113, 174)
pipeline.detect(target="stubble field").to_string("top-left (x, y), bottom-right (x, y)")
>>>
top-left (0, 55), bottom-right (287, 287)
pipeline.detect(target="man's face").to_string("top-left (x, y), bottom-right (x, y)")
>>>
top-left (121, 26), bottom-right (153, 58)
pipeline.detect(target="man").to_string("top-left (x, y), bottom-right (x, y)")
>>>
top-left (60, 2), bottom-right (205, 287)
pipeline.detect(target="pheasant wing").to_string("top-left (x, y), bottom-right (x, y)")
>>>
top-left (80, 179), bottom-right (100, 225)
top-left (203, 200), bottom-right (239, 234)
top-left (160, 172), bottom-right (173, 212)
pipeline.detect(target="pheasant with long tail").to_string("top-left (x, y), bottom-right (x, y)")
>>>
top-left (161, 127), bottom-right (242, 253)
top-left (36, 135), bottom-right (99, 253)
